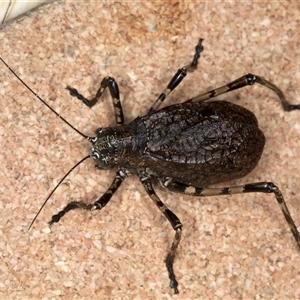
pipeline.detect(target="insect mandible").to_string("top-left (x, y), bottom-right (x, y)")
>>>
top-left (1, 39), bottom-right (300, 294)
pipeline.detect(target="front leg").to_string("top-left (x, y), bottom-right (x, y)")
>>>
top-left (66, 76), bottom-right (124, 124)
top-left (49, 170), bottom-right (127, 224)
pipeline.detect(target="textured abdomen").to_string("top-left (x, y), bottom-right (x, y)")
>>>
top-left (132, 100), bottom-right (265, 187)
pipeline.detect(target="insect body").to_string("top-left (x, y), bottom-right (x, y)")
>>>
top-left (1, 39), bottom-right (300, 294)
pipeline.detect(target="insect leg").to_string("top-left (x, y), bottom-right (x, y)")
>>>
top-left (187, 73), bottom-right (300, 111)
top-left (66, 76), bottom-right (124, 124)
top-left (49, 170), bottom-right (127, 225)
top-left (162, 180), bottom-right (300, 250)
top-left (148, 38), bottom-right (204, 113)
top-left (139, 173), bottom-right (182, 294)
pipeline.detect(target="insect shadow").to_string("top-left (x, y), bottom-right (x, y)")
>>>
top-left (1, 39), bottom-right (300, 294)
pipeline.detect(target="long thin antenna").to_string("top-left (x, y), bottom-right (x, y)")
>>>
top-left (0, 57), bottom-right (94, 141)
top-left (28, 155), bottom-right (91, 230)
top-left (0, 57), bottom-right (96, 229)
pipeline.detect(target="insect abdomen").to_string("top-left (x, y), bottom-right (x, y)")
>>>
top-left (133, 101), bottom-right (265, 186)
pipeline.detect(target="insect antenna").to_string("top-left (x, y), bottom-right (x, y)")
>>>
top-left (0, 57), bottom-right (95, 142)
top-left (28, 154), bottom-right (91, 230)
top-left (0, 57), bottom-right (98, 228)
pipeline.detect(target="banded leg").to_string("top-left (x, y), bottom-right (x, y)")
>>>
top-left (149, 38), bottom-right (204, 113)
top-left (187, 73), bottom-right (300, 111)
top-left (66, 76), bottom-right (124, 124)
top-left (139, 172), bottom-right (183, 294)
top-left (162, 180), bottom-right (300, 250)
top-left (49, 170), bottom-right (127, 225)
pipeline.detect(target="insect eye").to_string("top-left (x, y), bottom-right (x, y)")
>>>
top-left (95, 128), bottom-right (103, 135)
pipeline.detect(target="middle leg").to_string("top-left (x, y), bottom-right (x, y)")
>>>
top-left (148, 38), bottom-right (204, 113)
top-left (139, 172), bottom-right (183, 294)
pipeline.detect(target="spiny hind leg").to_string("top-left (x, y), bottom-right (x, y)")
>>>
top-left (187, 73), bottom-right (300, 111)
top-left (161, 179), bottom-right (300, 250)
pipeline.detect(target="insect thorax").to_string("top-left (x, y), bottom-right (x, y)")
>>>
top-left (91, 125), bottom-right (143, 171)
